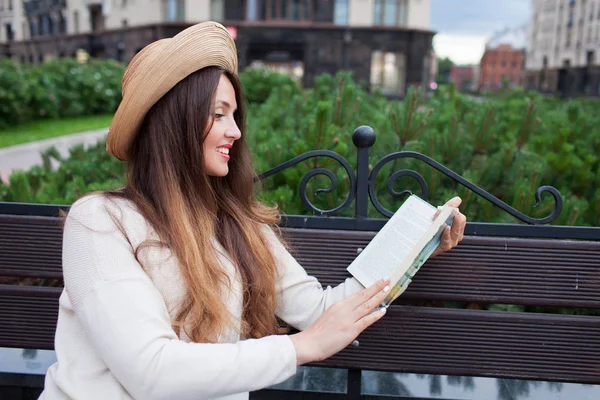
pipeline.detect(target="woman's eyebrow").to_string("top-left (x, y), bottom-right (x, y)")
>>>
top-left (216, 100), bottom-right (237, 111)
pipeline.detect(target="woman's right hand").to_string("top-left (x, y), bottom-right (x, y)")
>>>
top-left (289, 279), bottom-right (390, 366)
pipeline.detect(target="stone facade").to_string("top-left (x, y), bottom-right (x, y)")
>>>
top-left (2, 0), bottom-right (434, 96)
top-left (526, 0), bottom-right (600, 97)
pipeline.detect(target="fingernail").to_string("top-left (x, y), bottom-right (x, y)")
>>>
top-left (383, 286), bottom-right (390, 293)
top-left (380, 307), bottom-right (387, 314)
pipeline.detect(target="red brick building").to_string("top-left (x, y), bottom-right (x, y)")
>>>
top-left (450, 65), bottom-right (478, 92)
top-left (479, 44), bottom-right (525, 91)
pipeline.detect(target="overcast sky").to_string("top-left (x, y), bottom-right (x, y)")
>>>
top-left (430, 0), bottom-right (531, 65)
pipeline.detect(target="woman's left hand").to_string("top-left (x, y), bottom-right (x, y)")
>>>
top-left (432, 196), bottom-right (467, 257)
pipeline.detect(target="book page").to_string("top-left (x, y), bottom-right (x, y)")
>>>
top-left (347, 195), bottom-right (436, 287)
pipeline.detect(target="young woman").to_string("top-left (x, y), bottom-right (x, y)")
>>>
top-left (40, 22), bottom-right (466, 400)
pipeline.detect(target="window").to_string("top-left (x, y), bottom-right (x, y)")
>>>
top-left (568, 10), bottom-right (574, 26)
top-left (398, 0), bottom-right (408, 25)
top-left (41, 15), bottom-right (50, 35)
top-left (74, 10), bottom-right (79, 34)
top-left (59, 14), bottom-right (66, 34)
top-left (5, 23), bottom-right (13, 41)
top-left (374, 0), bottom-right (408, 26)
top-left (212, 0), bottom-right (224, 20)
top-left (334, 0), bottom-right (348, 25)
top-left (374, 0), bottom-right (382, 24)
top-left (8, 0), bottom-right (12, 11)
top-left (263, 0), bottom-right (312, 21)
top-left (370, 50), bottom-right (406, 95)
top-left (383, 0), bottom-right (397, 26)
top-left (586, 50), bottom-right (595, 65)
top-left (164, 0), bottom-right (185, 22)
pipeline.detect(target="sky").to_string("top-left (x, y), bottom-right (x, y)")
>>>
top-left (430, 0), bottom-right (531, 65)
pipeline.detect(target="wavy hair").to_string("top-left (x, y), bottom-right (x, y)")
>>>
top-left (106, 67), bottom-right (281, 342)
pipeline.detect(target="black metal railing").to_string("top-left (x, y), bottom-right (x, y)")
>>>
top-left (258, 125), bottom-right (563, 223)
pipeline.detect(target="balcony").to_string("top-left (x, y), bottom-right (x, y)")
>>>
top-left (24, 0), bottom-right (66, 16)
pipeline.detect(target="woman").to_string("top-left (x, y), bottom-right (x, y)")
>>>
top-left (40, 22), bottom-right (466, 400)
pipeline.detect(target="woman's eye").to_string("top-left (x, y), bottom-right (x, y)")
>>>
top-left (215, 113), bottom-right (225, 119)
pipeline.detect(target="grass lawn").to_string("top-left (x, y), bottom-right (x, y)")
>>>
top-left (0, 114), bottom-right (113, 149)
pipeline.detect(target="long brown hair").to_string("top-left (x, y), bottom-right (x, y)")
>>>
top-left (106, 67), bottom-right (281, 342)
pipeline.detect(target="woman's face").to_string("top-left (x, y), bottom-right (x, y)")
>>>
top-left (203, 74), bottom-right (242, 177)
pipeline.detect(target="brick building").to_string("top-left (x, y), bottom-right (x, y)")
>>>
top-left (0, 0), bottom-right (436, 97)
top-left (449, 65), bottom-right (479, 92)
top-left (479, 44), bottom-right (525, 91)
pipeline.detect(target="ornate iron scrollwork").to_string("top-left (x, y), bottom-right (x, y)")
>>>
top-left (256, 127), bottom-right (563, 225)
top-left (257, 150), bottom-right (356, 216)
top-left (368, 151), bottom-right (562, 224)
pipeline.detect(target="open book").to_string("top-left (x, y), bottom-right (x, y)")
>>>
top-left (347, 194), bottom-right (456, 307)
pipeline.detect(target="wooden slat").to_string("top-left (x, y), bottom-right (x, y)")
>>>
top-left (315, 305), bottom-right (600, 385)
top-left (0, 215), bottom-right (63, 279)
top-left (281, 228), bottom-right (600, 309)
top-left (3, 286), bottom-right (598, 385)
top-left (1, 219), bottom-right (600, 308)
top-left (0, 285), bottom-right (61, 350)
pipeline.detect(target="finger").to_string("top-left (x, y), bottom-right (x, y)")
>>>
top-left (444, 196), bottom-right (462, 208)
top-left (440, 225), bottom-right (452, 251)
top-left (357, 305), bottom-right (387, 332)
top-left (451, 212), bottom-right (466, 243)
top-left (347, 279), bottom-right (390, 310)
top-left (457, 212), bottom-right (467, 242)
top-left (355, 283), bottom-right (391, 319)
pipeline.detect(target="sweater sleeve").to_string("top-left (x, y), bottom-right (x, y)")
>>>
top-left (266, 227), bottom-right (406, 331)
top-left (62, 196), bottom-right (297, 400)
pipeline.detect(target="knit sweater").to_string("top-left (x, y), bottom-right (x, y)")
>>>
top-left (39, 194), bottom-right (366, 400)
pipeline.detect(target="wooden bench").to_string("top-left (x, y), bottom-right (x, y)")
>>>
top-left (2, 126), bottom-right (600, 399)
top-left (1, 202), bottom-right (600, 399)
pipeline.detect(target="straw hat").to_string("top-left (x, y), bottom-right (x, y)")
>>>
top-left (106, 21), bottom-right (238, 161)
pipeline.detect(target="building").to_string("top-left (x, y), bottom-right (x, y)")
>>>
top-left (449, 65), bottom-right (479, 92)
top-left (479, 44), bottom-right (525, 91)
top-left (0, 0), bottom-right (435, 97)
top-left (526, 0), bottom-right (600, 97)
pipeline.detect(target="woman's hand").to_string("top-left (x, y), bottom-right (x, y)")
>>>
top-left (432, 196), bottom-right (467, 257)
top-left (289, 279), bottom-right (390, 366)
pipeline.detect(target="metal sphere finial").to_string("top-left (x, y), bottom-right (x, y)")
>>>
top-left (352, 126), bottom-right (376, 148)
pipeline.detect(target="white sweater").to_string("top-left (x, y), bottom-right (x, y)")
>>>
top-left (39, 194), bottom-right (366, 400)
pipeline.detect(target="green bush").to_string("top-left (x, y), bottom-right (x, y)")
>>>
top-left (0, 58), bottom-right (125, 127)
top-left (239, 67), bottom-right (300, 105)
top-left (0, 59), bottom-right (33, 128)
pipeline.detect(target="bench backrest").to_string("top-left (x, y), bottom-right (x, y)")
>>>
top-left (1, 211), bottom-right (600, 385)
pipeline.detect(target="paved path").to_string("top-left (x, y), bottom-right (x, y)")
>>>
top-left (0, 128), bottom-right (108, 184)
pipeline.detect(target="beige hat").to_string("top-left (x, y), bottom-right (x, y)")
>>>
top-left (106, 21), bottom-right (238, 161)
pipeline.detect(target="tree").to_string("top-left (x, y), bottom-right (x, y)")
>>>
top-left (436, 57), bottom-right (454, 84)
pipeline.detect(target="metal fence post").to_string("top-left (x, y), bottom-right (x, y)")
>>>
top-left (353, 126), bottom-right (376, 219)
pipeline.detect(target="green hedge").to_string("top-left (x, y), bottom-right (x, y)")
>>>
top-left (0, 58), bottom-right (125, 129)
top-left (1, 64), bottom-right (599, 227)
